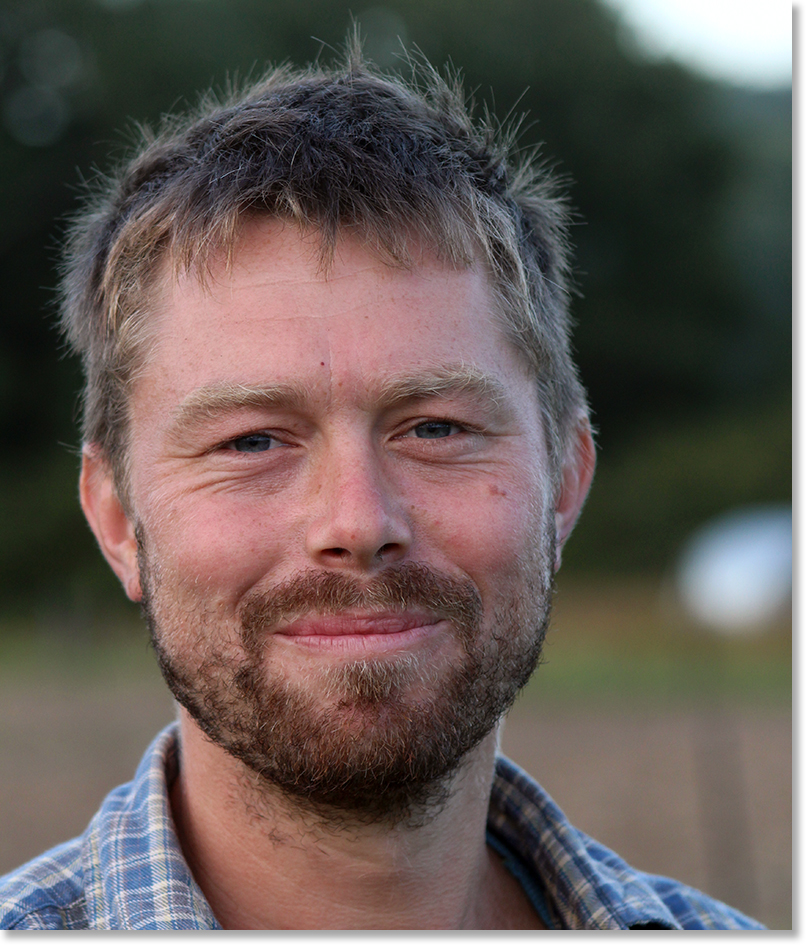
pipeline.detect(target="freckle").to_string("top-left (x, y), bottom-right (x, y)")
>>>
top-left (489, 483), bottom-right (508, 498)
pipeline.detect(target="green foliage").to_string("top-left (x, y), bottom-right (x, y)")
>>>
top-left (565, 389), bottom-right (792, 572)
top-left (0, 0), bottom-right (791, 614)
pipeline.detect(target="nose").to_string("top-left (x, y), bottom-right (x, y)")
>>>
top-left (304, 441), bottom-right (413, 571)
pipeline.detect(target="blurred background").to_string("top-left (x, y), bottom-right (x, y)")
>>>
top-left (0, 0), bottom-right (791, 929)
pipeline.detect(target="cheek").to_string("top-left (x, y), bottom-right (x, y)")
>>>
top-left (140, 494), bottom-right (286, 604)
top-left (415, 476), bottom-right (548, 578)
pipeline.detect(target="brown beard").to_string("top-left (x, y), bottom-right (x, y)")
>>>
top-left (140, 542), bottom-right (554, 828)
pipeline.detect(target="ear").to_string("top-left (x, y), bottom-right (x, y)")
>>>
top-left (79, 448), bottom-right (143, 602)
top-left (554, 419), bottom-right (596, 572)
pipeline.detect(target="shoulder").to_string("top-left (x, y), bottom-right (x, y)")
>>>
top-left (0, 727), bottom-right (177, 930)
top-left (1, 725), bottom-right (211, 932)
top-left (570, 823), bottom-right (766, 929)
top-left (0, 837), bottom-right (89, 930)
top-left (639, 870), bottom-right (766, 930)
top-left (490, 756), bottom-right (766, 930)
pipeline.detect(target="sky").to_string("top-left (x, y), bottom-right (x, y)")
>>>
top-left (601, 0), bottom-right (793, 88)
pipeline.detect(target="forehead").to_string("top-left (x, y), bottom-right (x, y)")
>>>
top-left (143, 218), bottom-right (535, 409)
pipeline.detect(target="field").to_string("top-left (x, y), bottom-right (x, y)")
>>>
top-left (0, 577), bottom-right (791, 929)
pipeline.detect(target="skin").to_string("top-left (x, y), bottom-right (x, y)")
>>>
top-left (80, 218), bottom-right (595, 929)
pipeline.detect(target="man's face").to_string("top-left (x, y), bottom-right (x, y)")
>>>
top-left (99, 219), bottom-right (560, 822)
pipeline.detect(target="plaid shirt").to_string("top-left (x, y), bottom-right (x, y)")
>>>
top-left (0, 724), bottom-right (764, 930)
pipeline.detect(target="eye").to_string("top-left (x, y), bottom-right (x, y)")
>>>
top-left (227, 432), bottom-right (282, 453)
top-left (410, 420), bottom-right (462, 439)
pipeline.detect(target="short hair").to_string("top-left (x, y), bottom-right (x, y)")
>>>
top-left (59, 42), bottom-right (589, 497)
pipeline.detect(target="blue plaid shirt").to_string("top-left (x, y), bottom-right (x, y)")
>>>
top-left (0, 724), bottom-right (764, 930)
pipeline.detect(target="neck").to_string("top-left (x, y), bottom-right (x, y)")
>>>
top-left (169, 710), bottom-right (541, 930)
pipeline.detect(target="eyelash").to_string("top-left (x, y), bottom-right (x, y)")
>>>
top-left (404, 419), bottom-right (465, 439)
top-left (230, 433), bottom-right (281, 452)
top-left (215, 431), bottom-right (288, 454)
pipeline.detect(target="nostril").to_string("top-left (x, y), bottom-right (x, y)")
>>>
top-left (376, 543), bottom-right (400, 559)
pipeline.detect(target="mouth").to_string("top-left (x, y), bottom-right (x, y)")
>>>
top-left (273, 612), bottom-right (447, 655)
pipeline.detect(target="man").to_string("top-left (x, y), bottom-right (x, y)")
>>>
top-left (0, 48), bottom-right (763, 930)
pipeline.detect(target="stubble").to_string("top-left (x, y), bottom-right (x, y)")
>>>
top-left (139, 524), bottom-right (555, 828)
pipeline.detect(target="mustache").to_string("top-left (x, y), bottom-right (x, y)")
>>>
top-left (239, 562), bottom-right (483, 647)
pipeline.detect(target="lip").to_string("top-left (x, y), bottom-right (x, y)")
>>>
top-left (273, 612), bottom-right (445, 653)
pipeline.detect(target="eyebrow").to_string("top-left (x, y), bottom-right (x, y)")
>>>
top-left (168, 382), bottom-right (310, 438)
top-left (376, 366), bottom-right (509, 408)
top-left (169, 366), bottom-right (510, 436)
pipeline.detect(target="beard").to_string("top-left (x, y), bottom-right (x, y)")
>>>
top-left (139, 524), bottom-right (555, 828)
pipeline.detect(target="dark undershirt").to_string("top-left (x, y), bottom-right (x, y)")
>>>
top-left (486, 829), bottom-right (557, 929)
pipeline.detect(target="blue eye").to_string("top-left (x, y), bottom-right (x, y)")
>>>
top-left (231, 433), bottom-right (277, 452)
top-left (412, 420), bottom-right (459, 439)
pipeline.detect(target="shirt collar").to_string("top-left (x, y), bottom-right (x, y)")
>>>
top-left (488, 756), bottom-right (681, 930)
top-left (82, 724), bottom-right (221, 930)
top-left (79, 723), bottom-right (679, 930)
